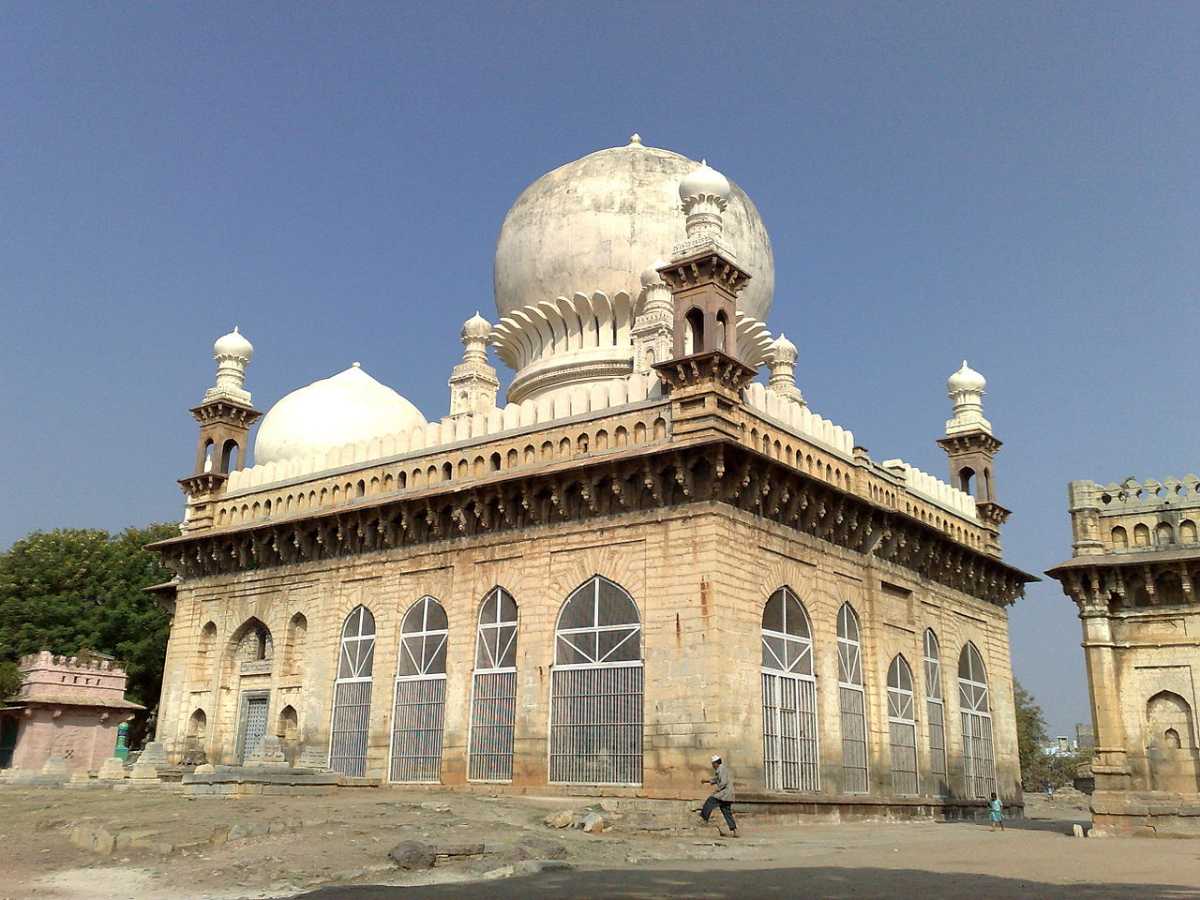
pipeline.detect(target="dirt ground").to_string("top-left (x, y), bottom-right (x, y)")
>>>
top-left (1, 785), bottom-right (1197, 900)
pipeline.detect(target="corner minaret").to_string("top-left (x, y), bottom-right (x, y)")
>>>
top-left (631, 261), bottom-right (674, 375)
top-left (448, 312), bottom-right (500, 420)
top-left (652, 161), bottom-right (757, 440)
top-left (766, 333), bottom-right (805, 407)
top-left (179, 328), bottom-right (261, 532)
top-left (937, 361), bottom-right (1010, 555)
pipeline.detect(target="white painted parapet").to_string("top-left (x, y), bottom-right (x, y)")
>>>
top-left (881, 459), bottom-right (978, 519)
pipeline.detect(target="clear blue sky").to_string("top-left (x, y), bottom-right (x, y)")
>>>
top-left (3, 3), bottom-right (1197, 737)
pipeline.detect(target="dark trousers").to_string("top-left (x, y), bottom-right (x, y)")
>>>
top-left (701, 796), bottom-right (737, 831)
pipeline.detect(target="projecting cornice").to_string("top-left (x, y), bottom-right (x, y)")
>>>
top-left (152, 438), bottom-right (1034, 607)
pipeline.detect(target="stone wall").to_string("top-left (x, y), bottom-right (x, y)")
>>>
top-left (158, 500), bottom-right (1018, 808)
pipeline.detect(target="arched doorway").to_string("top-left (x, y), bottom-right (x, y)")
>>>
top-left (330, 605), bottom-right (375, 776)
top-left (549, 575), bottom-right (643, 785)
top-left (390, 596), bottom-right (448, 783)
top-left (468, 587), bottom-right (519, 782)
top-left (958, 641), bottom-right (997, 798)
top-left (760, 586), bottom-right (820, 792)
top-left (887, 655), bottom-right (918, 795)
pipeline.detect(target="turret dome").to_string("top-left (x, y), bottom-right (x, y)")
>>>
top-left (948, 360), bottom-right (986, 394)
top-left (679, 160), bottom-right (731, 202)
top-left (254, 364), bottom-right (426, 466)
top-left (461, 311), bottom-right (492, 341)
top-left (213, 326), bottom-right (253, 361)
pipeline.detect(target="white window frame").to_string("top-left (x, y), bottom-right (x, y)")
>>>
top-left (923, 628), bottom-right (948, 795)
top-left (760, 586), bottom-right (821, 793)
top-left (389, 596), bottom-right (449, 784)
top-left (887, 654), bottom-right (918, 796)
top-left (837, 602), bottom-right (870, 794)
top-left (548, 575), bottom-right (644, 786)
top-left (468, 586), bottom-right (519, 783)
top-left (327, 605), bottom-right (376, 775)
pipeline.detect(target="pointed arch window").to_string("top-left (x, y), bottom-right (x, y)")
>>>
top-left (469, 587), bottom-right (518, 782)
top-left (550, 576), bottom-right (643, 785)
top-left (958, 642), bottom-right (996, 799)
top-left (390, 597), bottom-right (448, 783)
top-left (837, 603), bottom-right (869, 793)
top-left (923, 629), bottom-right (948, 795)
top-left (329, 606), bottom-right (375, 776)
top-left (887, 655), bottom-right (918, 795)
top-left (760, 587), bottom-right (820, 792)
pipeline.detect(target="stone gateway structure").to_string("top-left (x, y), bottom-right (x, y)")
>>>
top-left (1048, 475), bottom-right (1200, 836)
top-left (150, 137), bottom-right (1033, 817)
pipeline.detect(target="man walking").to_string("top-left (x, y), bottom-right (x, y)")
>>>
top-left (700, 754), bottom-right (738, 837)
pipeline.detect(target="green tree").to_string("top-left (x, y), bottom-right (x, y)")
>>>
top-left (1013, 679), bottom-right (1048, 787)
top-left (1013, 678), bottom-right (1081, 789)
top-left (0, 524), bottom-right (178, 708)
top-left (0, 660), bottom-right (22, 699)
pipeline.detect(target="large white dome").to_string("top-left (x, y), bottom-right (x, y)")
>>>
top-left (254, 364), bottom-right (426, 466)
top-left (494, 139), bottom-right (774, 322)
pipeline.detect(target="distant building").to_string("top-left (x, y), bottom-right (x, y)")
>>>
top-left (1076, 723), bottom-right (1095, 751)
top-left (1048, 475), bottom-right (1200, 836)
top-left (0, 651), bottom-right (143, 774)
top-left (148, 137), bottom-right (1034, 817)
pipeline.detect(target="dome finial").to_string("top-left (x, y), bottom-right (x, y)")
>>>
top-left (629, 133), bottom-right (642, 146)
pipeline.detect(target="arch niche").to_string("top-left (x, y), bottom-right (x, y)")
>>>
top-left (1146, 691), bottom-right (1200, 792)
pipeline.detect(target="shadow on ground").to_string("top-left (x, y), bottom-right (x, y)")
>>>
top-left (296, 866), bottom-right (1200, 899)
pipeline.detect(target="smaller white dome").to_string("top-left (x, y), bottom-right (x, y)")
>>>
top-left (640, 259), bottom-right (667, 287)
top-left (679, 160), bottom-right (731, 201)
top-left (770, 332), bottom-right (797, 361)
top-left (461, 311), bottom-right (492, 341)
top-left (214, 326), bottom-right (253, 361)
top-left (948, 360), bottom-right (986, 393)
top-left (254, 364), bottom-right (426, 466)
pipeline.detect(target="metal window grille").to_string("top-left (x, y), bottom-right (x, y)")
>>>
top-left (236, 694), bottom-right (269, 763)
top-left (549, 576), bottom-right (643, 785)
top-left (762, 672), bottom-right (820, 792)
top-left (329, 606), bottom-right (376, 776)
top-left (837, 603), bottom-right (869, 793)
top-left (958, 642), bottom-right (996, 799)
top-left (923, 630), bottom-right (948, 795)
top-left (330, 681), bottom-right (372, 776)
top-left (761, 587), bottom-right (820, 792)
top-left (469, 587), bottom-right (519, 782)
top-left (926, 700), bottom-right (948, 794)
top-left (390, 596), bottom-right (449, 783)
top-left (550, 664), bottom-right (643, 785)
top-left (961, 711), bottom-right (996, 799)
top-left (887, 655), bottom-right (918, 796)
top-left (469, 671), bottom-right (517, 781)
top-left (391, 677), bottom-right (447, 782)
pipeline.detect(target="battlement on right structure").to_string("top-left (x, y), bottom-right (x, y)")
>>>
top-left (1066, 475), bottom-right (1200, 556)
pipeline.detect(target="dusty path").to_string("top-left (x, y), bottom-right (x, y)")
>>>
top-left (2, 787), bottom-right (1196, 900)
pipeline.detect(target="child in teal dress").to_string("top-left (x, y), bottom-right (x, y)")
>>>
top-left (989, 792), bottom-right (1005, 831)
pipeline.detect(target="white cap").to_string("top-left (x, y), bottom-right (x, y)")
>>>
top-left (711, 754), bottom-right (721, 763)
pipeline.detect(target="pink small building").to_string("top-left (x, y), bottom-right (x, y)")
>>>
top-left (0, 651), bottom-right (143, 775)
